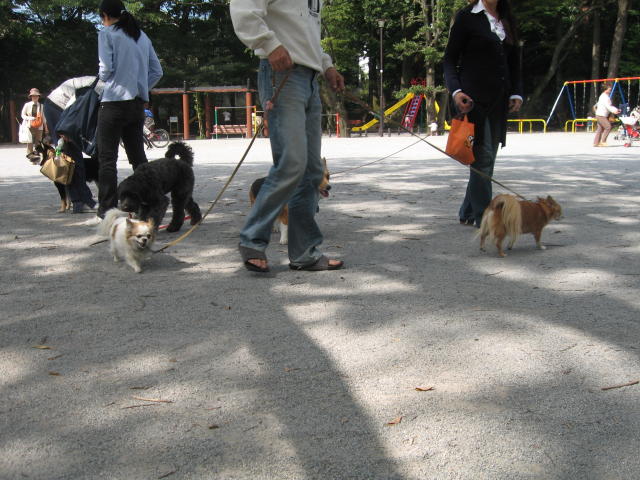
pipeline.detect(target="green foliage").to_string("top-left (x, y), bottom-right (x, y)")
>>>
top-left (394, 84), bottom-right (446, 100)
top-left (0, 0), bottom-right (637, 140)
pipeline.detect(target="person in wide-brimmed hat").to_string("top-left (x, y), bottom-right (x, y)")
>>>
top-left (21, 87), bottom-right (46, 161)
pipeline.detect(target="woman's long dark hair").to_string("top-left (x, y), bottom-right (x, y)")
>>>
top-left (468, 0), bottom-right (518, 45)
top-left (99, 0), bottom-right (141, 41)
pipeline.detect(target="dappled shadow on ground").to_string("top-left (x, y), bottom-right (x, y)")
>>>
top-left (1, 151), bottom-right (639, 478)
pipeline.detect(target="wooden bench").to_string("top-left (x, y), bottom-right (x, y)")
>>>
top-left (213, 124), bottom-right (247, 137)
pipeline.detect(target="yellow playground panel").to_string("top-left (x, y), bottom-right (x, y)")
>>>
top-left (507, 118), bottom-right (547, 133)
top-left (351, 93), bottom-right (414, 132)
top-left (351, 93), bottom-right (450, 132)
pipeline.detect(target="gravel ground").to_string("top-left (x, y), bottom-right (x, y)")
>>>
top-left (1, 131), bottom-right (639, 480)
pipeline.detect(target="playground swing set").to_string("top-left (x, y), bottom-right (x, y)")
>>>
top-left (546, 76), bottom-right (640, 132)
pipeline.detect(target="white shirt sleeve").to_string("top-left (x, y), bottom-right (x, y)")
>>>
top-left (230, 0), bottom-right (282, 56)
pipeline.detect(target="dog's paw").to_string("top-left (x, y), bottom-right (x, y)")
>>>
top-left (190, 211), bottom-right (202, 225)
top-left (537, 244), bottom-right (546, 250)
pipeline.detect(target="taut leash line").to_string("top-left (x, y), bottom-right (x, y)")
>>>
top-left (342, 91), bottom-right (528, 201)
top-left (331, 137), bottom-right (425, 177)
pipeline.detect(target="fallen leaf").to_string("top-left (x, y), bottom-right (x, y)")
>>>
top-left (208, 424), bottom-right (220, 430)
top-left (601, 380), bottom-right (639, 391)
top-left (129, 385), bottom-right (152, 390)
top-left (132, 396), bottom-right (173, 403)
top-left (415, 386), bottom-right (434, 392)
top-left (122, 403), bottom-right (159, 409)
top-left (48, 371), bottom-right (61, 376)
top-left (33, 345), bottom-right (52, 350)
top-left (284, 367), bottom-right (299, 372)
top-left (47, 354), bottom-right (64, 360)
top-left (386, 416), bottom-right (402, 426)
top-left (158, 469), bottom-right (177, 479)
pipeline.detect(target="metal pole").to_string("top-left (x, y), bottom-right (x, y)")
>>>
top-left (378, 20), bottom-right (385, 137)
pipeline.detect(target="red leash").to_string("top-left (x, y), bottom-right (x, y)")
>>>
top-left (158, 215), bottom-right (191, 230)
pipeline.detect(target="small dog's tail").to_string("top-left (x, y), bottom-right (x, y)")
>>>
top-left (496, 194), bottom-right (522, 241)
top-left (97, 208), bottom-right (127, 237)
top-left (165, 141), bottom-right (194, 166)
top-left (478, 209), bottom-right (492, 241)
top-left (478, 194), bottom-right (522, 243)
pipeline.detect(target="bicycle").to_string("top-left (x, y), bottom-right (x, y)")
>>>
top-left (144, 128), bottom-right (170, 148)
top-left (119, 128), bottom-right (170, 149)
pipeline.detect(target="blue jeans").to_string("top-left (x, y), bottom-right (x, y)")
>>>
top-left (240, 61), bottom-right (325, 267)
top-left (459, 114), bottom-right (501, 226)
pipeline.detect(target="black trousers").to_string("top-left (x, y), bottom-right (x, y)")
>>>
top-left (97, 99), bottom-right (147, 217)
top-left (43, 99), bottom-right (95, 206)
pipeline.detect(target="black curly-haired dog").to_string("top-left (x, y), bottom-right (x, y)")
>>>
top-left (117, 141), bottom-right (202, 232)
top-left (34, 139), bottom-right (99, 212)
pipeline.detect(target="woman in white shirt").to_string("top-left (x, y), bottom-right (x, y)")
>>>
top-left (593, 85), bottom-right (620, 147)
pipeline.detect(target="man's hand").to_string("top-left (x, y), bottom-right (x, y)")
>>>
top-left (509, 98), bottom-right (523, 113)
top-left (268, 46), bottom-right (293, 72)
top-left (324, 67), bottom-right (345, 92)
top-left (454, 91), bottom-right (474, 114)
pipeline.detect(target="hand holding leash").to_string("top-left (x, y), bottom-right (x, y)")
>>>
top-left (454, 91), bottom-right (474, 114)
top-left (268, 46), bottom-right (293, 72)
top-left (324, 67), bottom-right (345, 92)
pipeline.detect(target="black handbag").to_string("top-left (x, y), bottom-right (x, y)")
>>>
top-left (55, 78), bottom-right (101, 156)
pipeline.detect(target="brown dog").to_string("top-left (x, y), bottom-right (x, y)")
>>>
top-left (479, 194), bottom-right (562, 257)
top-left (249, 158), bottom-right (331, 245)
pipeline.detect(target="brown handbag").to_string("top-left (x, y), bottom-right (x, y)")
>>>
top-left (445, 114), bottom-right (475, 165)
top-left (40, 153), bottom-right (75, 185)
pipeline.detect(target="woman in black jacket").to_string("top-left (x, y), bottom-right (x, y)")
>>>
top-left (443, 0), bottom-right (522, 227)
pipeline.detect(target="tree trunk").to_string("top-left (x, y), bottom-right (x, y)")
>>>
top-left (606, 0), bottom-right (630, 79)
top-left (320, 81), bottom-right (349, 138)
top-left (589, 5), bottom-right (601, 109)
top-left (422, 0), bottom-right (436, 124)
top-left (400, 14), bottom-right (411, 89)
top-left (368, 54), bottom-right (376, 108)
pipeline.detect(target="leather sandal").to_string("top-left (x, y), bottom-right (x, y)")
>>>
top-left (289, 255), bottom-right (344, 271)
top-left (238, 244), bottom-right (269, 273)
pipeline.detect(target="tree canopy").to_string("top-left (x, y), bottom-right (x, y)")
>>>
top-left (0, 0), bottom-right (637, 140)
